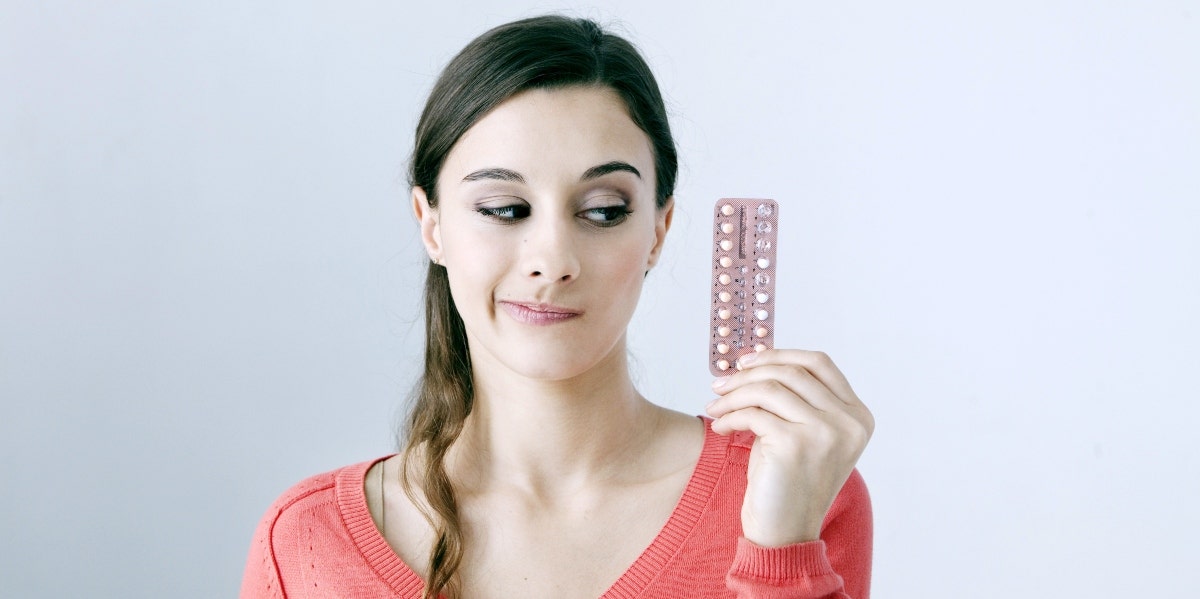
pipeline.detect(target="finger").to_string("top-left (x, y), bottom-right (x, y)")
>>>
top-left (709, 370), bottom-right (844, 419)
top-left (736, 349), bottom-right (862, 407)
top-left (707, 379), bottom-right (830, 423)
top-left (709, 405), bottom-right (794, 438)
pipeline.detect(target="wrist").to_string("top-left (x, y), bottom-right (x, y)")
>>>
top-left (742, 515), bottom-right (822, 547)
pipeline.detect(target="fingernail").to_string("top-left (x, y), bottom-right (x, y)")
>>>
top-left (711, 376), bottom-right (730, 388)
top-left (737, 352), bottom-right (757, 368)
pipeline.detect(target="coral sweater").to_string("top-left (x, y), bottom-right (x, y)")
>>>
top-left (240, 417), bottom-right (872, 598)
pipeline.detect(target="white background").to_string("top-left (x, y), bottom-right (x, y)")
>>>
top-left (2, 1), bottom-right (1197, 597)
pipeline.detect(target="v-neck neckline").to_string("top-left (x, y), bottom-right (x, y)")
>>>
top-left (335, 416), bottom-right (729, 598)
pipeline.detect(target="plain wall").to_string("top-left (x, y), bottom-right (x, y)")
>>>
top-left (2, 1), bottom-right (1197, 596)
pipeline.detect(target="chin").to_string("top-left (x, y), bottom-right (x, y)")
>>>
top-left (505, 349), bottom-right (605, 382)
top-left (473, 333), bottom-right (626, 383)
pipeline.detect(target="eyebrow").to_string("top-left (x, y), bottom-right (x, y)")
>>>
top-left (460, 161), bottom-right (642, 184)
top-left (462, 168), bottom-right (525, 183)
top-left (581, 161), bottom-right (642, 181)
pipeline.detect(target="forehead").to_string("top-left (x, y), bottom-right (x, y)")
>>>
top-left (440, 86), bottom-right (656, 186)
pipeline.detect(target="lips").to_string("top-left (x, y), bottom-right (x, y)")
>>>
top-left (499, 301), bottom-right (582, 325)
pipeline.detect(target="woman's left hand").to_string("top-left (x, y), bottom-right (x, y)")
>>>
top-left (706, 349), bottom-right (874, 547)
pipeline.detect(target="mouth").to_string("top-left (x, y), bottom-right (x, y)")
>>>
top-left (498, 301), bottom-right (582, 326)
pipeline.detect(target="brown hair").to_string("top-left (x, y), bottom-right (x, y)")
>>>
top-left (401, 14), bottom-right (677, 598)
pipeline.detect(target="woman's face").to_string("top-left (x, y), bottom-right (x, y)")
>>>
top-left (414, 85), bottom-right (673, 382)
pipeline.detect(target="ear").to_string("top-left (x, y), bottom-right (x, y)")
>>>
top-left (411, 187), bottom-right (442, 263)
top-left (646, 196), bottom-right (674, 269)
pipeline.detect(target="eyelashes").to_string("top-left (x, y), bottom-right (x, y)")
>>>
top-left (476, 205), bottom-right (531, 221)
top-left (475, 203), bottom-right (632, 227)
top-left (580, 205), bottom-right (632, 227)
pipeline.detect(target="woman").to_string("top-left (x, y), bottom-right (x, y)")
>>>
top-left (241, 15), bottom-right (874, 599)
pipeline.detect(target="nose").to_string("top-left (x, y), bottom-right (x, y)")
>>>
top-left (520, 215), bottom-right (580, 283)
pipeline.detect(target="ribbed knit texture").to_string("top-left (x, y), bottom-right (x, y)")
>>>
top-left (240, 416), bottom-right (872, 598)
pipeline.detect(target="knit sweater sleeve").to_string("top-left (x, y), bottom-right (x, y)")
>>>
top-left (725, 469), bottom-right (873, 599)
top-left (239, 472), bottom-right (341, 599)
top-left (239, 501), bottom-right (287, 599)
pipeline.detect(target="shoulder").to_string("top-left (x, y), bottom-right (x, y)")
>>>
top-left (700, 414), bottom-right (757, 464)
top-left (266, 469), bottom-right (339, 514)
top-left (241, 457), bottom-right (397, 596)
top-left (259, 466), bottom-right (343, 524)
top-left (250, 457), bottom-right (386, 544)
top-left (832, 469), bottom-right (871, 512)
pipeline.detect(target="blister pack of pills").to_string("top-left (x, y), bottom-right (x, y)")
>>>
top-left (709, 198), bottom-right (779, 375)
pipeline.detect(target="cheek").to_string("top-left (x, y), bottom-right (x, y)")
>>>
top-left (441, 229), bottom-right (509, 302)
top-left (441, 219), bottom-right (509, 264)
top-left (591, 238), bottom-right (653, 288)
top-left (607, 219), bottom-right (658, 270)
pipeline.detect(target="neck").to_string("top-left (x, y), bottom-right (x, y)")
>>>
top-left (448, 335), bottom-right (663, 497)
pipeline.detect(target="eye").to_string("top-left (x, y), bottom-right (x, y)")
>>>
top-left (580, 205), bottom-right (632, 227)
top-left (477, 204), bottom-right (530, 221)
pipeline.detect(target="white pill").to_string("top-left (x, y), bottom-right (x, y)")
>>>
top-left (757, 258), bottom-right (770, 269)
top-left (721, 222), bottom-right (734, 234)
top-left (755, 292), bottom-right (769, 303)
top-left (720, 239), bottom-right (733, 251)
top-left (755, 309), bottom-right (768, 320)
